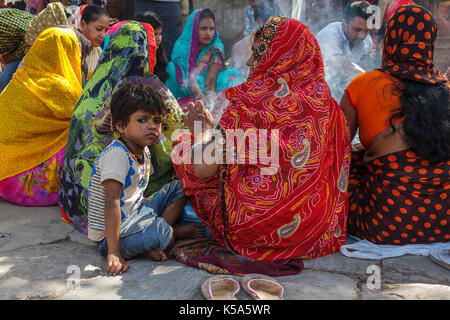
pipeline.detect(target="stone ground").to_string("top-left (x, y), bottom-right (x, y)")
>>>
top-left (0, 199), bottom-right (449, 301)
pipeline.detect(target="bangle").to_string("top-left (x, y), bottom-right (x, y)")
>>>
top-left (191, 134), bottom-right (215, 151)
top-left (191, 141), bottom-right (209, 151)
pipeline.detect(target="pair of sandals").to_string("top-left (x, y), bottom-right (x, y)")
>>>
top-left (201, 274), bottom-right (284, 300)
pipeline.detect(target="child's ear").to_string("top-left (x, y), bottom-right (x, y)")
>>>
top-left (115, 121), bottom-right (125, 135)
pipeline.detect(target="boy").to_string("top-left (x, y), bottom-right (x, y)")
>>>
top-left (88, 79), bottom-right (203, 276)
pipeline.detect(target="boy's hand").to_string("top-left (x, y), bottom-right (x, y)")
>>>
top-left (106, 252), bottom-right (130, 276)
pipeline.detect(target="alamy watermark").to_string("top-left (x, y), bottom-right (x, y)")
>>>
top-left (66, 265), bottom-right (81, 290)
top-left (367, 5), bottom-right (382, 30)
top-left (366, 265), bottom-right (381, 290)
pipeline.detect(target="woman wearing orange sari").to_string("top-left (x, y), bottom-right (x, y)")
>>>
top-left (171, 16), bottom-right (351, 268)
top-left (342, 4), bottom-right (449, 245)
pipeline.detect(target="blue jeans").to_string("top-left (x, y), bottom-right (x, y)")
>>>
top-left (178, 201), bottom-right (212, 239)
top-left (98, 180), bottom-right (185, 259)
top-left (0, 60), bottom-right (21, 93)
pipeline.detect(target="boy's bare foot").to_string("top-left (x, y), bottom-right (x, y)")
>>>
top-left (142, 249), bottom-right (168, 261)
top-left (174, 223), bottom-right (205, 240)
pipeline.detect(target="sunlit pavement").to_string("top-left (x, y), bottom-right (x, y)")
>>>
top-left (0, 199), bottom-right (448, 300)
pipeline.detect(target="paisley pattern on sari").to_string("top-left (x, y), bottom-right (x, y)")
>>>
top-left (173, 17), bottom-right (351, 261)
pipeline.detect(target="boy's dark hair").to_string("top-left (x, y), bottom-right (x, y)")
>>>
top-left (344, 1), bottom-right (372, 23)
top-left (81, 4), bottom-right (110, 24)
top-left (110, 80), bottom-right (169, 130)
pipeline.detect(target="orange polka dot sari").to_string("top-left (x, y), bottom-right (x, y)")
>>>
top-left (348, 151), bottom-right (450, 244)
top-left (347, 4), bottom-right (449, 244)
top-left (172, 17), bottom-right (351, 261)
top-left (381, 4), bottom-right (447, 85)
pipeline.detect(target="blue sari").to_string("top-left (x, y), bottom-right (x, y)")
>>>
top-left (165, 8), bottom-right (242, 100)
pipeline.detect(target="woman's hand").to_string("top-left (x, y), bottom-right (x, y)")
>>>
top-left (183, 99), bottom-right (215, 136)
top-left (187, 100), bottom-right (220, 178)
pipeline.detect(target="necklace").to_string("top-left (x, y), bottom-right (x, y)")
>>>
top-left (114, 138), bottom-right (150, 178)
top-left (114, 138), bottom-right (150, 179)
top-left (117, 137), bottom-right (145, 165)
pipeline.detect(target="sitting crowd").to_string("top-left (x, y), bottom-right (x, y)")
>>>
top-left (0, 0), bottom-right (448, 276)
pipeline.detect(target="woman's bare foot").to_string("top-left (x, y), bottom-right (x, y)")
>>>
top-left (174, 223), bottom-right (205, 240)
top-left (141, 249), bottom-right (168, 261)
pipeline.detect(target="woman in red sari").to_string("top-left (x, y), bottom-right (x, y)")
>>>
top-left (172, 16), bottom-right (351, 262)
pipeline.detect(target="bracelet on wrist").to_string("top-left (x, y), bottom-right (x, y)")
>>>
top-left (191, 141), bottom-right (208, 152)
top-left (191, 135), bottom-right (215, 152)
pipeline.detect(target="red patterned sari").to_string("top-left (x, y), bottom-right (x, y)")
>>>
top-left (173, 17), bottom-right (351, 261)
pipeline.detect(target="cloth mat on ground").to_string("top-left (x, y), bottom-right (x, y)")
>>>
top-left (167, 238), bottom-right (304, 276)
top-left (340, 235), bottom-right (450, 269)
top-left (171, 200), bottom-right (303, 276)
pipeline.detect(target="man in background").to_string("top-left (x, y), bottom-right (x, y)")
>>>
top-left (316, 1), bottom-right (374, 101)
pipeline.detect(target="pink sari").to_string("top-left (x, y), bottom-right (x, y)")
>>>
top-left (0, 147), bottom-right (66, 206)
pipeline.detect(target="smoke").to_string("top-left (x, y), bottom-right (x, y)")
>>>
top-left (229, 0), bottom-right (374, 85)
top-left (225, 0), bottom-right (380, 147)
top-left (289, 0), bottom-right (342, 34)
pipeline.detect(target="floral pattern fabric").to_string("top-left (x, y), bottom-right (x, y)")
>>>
top-left (0, 147), bottom-right (65, 206)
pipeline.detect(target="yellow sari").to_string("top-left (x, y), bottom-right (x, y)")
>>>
top-left (0, 27), bottom-right (82, 182)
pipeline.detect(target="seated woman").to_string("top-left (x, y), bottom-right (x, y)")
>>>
top-left (135, 11), bottom-right (169, 83)
top-left (75, 4), bottom-right (110, 83)
top-left (0, 8), bottom-right (33, 93)
top-left (172, 17), bottom-right (351, 261)
top-left (24, 2), bottom-right (92, 85)
top-left (340, 4), bottom-right (449, 245)
top-left (58, 21), bottom-right (185, 234)
top-left (165, 8), bottom-right (242, 110)
top-left (0, 27), bottom-right (84, 206)
top-left (23, 3), bottom-right (108, 86)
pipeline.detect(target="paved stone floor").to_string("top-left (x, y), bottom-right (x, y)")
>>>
top-left (0, 199), bottom-right (448, 300)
